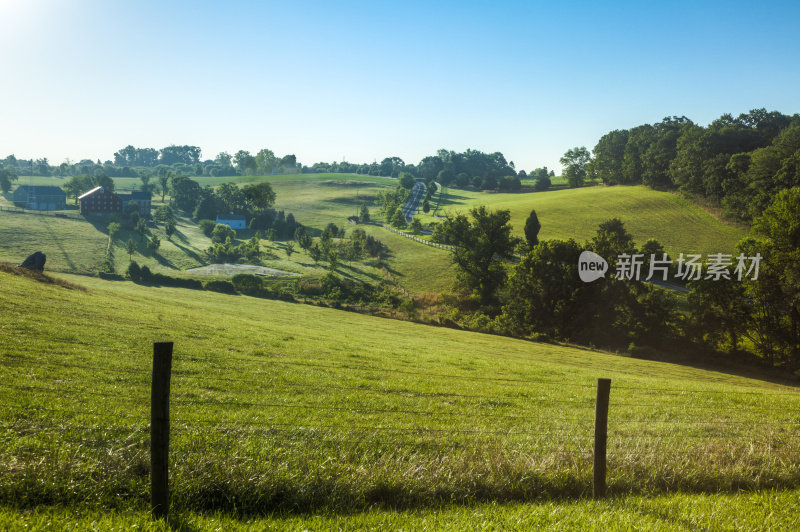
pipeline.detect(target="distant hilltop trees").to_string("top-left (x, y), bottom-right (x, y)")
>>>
top-left (0, 147), bottom-right (552, 194)
top-left (0, 147), bottom-right (302, 180)
top-left (584, 108), bottom-right (800, 222)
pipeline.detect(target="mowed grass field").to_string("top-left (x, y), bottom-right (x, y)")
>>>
top-left (2, 268), bottom-right (800, 527)
top-left (424, 185), bottom-right (748, 257)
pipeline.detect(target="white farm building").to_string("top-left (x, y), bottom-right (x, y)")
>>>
top-left (216, 214), bottom-right (246, 230)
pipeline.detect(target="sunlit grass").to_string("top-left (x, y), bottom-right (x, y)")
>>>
top-left (2, 270), bottom-right (799, 518)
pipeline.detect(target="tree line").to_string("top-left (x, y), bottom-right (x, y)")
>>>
top-left (1, 146), bottom-right (556, 194)
top-left (0, 147), bottom-right (301, 180)
top-left (574, 108), bottom-right (800, 221)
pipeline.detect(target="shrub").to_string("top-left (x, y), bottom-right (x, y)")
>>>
top-left (398, 299), bottom-right (416, 317)
top-left (198, 219), bottom-right (216, 237)
top-left (390, 209), bottom-right (407, 229)
top-left (534, 175), bottom-right (551, 191)
top-left (211, 224), bottom-right (236, 244)
top-left (231, 273), bottom-right (264, 296)
top-left (204, 279), bottom-right (237, 294)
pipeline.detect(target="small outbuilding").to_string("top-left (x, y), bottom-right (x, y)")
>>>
top-left (12, 185), bottom-right (67, 211)
top-left (216, 214), bottom-right (246, 230)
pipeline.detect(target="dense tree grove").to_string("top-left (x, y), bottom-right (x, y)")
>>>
top-left (0, 145), bottom-right (300, 180)
top-left (305, 149), bottom-right (524, 192)
top-left (588, 109), bottom-right (800, 221)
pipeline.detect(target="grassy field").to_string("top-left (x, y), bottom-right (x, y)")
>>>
top-left (0, 212), bottom-right (108, 273)
top-left (423, 185), bottom-right (748, 257)
top-left (2, 267), bottom-right (800, 526)
top-left (0, 174), bottom-right (750, 295)
top-left (3, 488), bottom-right (799, 530)
top-left (0, 174), bottom-right (455, 294)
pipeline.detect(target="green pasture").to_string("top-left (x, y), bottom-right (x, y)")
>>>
top-left (3, 488), bottom-right (799, 530)
top-left (423, 185), bottom-right (748, 257)
top-left (0, 212), bottom-right (107, 273)
top-left (1, 269), bottom-right (799, 524)
top-left (1, 174), bottom-right (750, 293)
top-left (0, 174), bottom-right (453, 293)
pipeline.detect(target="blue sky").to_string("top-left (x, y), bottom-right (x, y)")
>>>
top-left (1, 0), bottom-right (798, 172)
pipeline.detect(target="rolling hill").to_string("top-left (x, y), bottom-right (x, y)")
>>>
top-left (0, 175), bottom-right (749, 297)
top-left (1, 266), bottom-right (799, 527)
top-left (422, 184), bottom-right (748, 257)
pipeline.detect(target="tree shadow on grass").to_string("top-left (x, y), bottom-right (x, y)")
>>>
top-left (172, 228), bottom-right (191, 245)
top-left (435, 192), bottom-right (471, 207)
top-left (82, 215), bottom-right (111, 235)
top-left (151, 252), bottom-right (176, 269)
top-left (171, 239), bottom-right (207, 266)
top-left (41, 217), bottom-right (78, 271)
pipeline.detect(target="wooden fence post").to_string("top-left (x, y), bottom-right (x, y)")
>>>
top-left (151, 341), bottom-right (173, 519)
top-left (593, 378), bottom-right (611, 499)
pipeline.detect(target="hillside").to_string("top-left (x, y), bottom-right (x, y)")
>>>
top-left (0, 175), bottom-right (749, 296)
top-left (422, 185), bottom-right (748, 257)
top-left (2, 268), bottom-right (799, 524)
top-left (0, 174), bottom-right (456, 294)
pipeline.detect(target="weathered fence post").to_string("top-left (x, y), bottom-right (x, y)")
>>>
top-left (593, 378), bottom-right (611, 499)
top-left (151, 341), bottom-right (173, 519)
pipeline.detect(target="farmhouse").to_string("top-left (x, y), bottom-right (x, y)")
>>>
top-left (78, 186), bottom-right (123, 215)
top-left (12, 185), bottom-right (67, 211)
top-left (216, 214), bottom-right (246, 229)
top-left (118, 191), bottom-right (152, 216)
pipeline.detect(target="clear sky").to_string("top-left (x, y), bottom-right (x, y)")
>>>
top-left (1, 0), bottom-right (798, 172)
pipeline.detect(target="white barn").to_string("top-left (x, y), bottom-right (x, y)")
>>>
top-left (216, 214), bottom-right (246, 230)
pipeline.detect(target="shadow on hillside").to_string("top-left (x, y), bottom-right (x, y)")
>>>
top-left (335, 264), bottom-right (383, 284)
top-left (326, 195), bottom-right (378, 206)
top-left (616, 346), bottom-right (800, 389)
top-left (152, 252), bottom-right (176, 269)
top-left (173, 228), bottom-right (191, 244)
top-left (436, 193), bottom-right (470, 207)
top-left (83, 216), bottom-right (110, 235)
top-left (171, 239), bottom-right (206, 266)
top-left (41, 216), bottom-right (78, 271)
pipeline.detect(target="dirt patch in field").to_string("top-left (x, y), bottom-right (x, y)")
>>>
top-left (186, 263), bottom-right (300, 277)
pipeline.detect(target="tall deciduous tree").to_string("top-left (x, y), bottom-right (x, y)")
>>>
top-left (243, 182), bottom-right (276, 210)
top-left (753, 187), bottom-right (800, 363)
top-left (255, 149), bottom-right (278, 174)
top-left (158, 170), bottom-right (171, 202)
top-left (170, 176), bottom-right (202, 212)
top-left (0, 167), bottom-right (17, 193)
top-left (560, 147), bottom-right (590, 188)
top-left (233, 150), bottom-right (257, 175)
top-left (63, 174), bottom-right (96, 204)
top-left (126, 238), bottom-right (137, 260)
top-left (441, 206), bottom-right (514, 305)
top-left (589, 129), bottom-right (629, 184)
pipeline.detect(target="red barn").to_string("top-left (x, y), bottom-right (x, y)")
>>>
top-left (78, 186), bottom-right (123, 215)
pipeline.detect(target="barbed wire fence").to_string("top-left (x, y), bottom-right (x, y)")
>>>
top-left (3, 341), bottom-right (800, 518)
